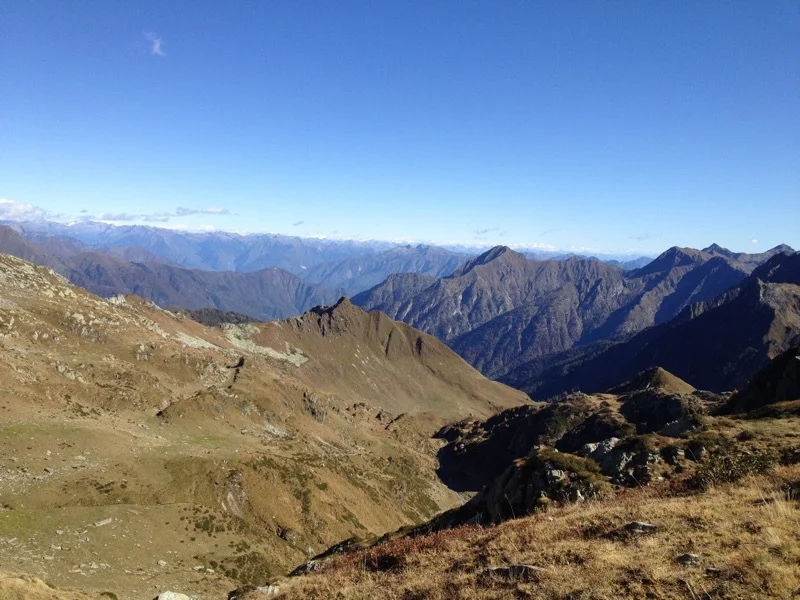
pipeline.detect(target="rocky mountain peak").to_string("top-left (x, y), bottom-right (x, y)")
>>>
top-left (449, 245), bottom-right (526, 277)
top-left (655, 246), bottom-right (705, 266)
top-left (770, 243), bottom-right (796, 255)
top-left (702, 243), bottom-right (735, 257)
top-left (609, 366), bottom-right (696, 396)
top-left (310, 295), bottom-right (353, 315)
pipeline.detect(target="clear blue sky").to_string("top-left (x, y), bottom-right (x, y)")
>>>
top-left (1, 1), bottom-right (798, 254)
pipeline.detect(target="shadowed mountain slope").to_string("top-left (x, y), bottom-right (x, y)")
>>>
top-left (354, 244), bottom-right (789, 378)
top-left (723, 344), bottom-right (800, 413)
top-left (63, 252), bottom-right (341, 321)
top-left (504, 251), bottom-right (800, 396)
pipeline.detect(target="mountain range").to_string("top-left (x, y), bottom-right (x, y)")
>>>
top-left (5, 219), bottom-right (653, 291)
top-left (0, 225), bottom-right (340, 320)
top-left (5, 220), bottom-right (396, 274)
top-left (502, 250), bottom-right (800, 396)
top-left (0, 242), bottom-right (798, 598)
top-left (353, 243), bottom-right (795, 382)
top-left (2, 220), bottom-right (796, 397)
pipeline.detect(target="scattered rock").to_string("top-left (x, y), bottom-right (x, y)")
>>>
top-left (303, 391), bottom-right (328, 423)
top-left (289, 559), bottom-right (321, 576)
top-left (620, 390), bottom-right (701, 433)
top-left (624, 521), bottom-right (658, 535)
top-left (660, 417), bottom-right (700, 437)
top-left (155, 593), bottom-right (193, 600)
top-left (107, 293), bottom-right (127, 306)
top-left (228, 585), bottom-right (281, 599)
top-left (599, 442), bottom-right (661, 485)
top-left (661, 446), bottom-right (685, 466)
top-left (544, 465), bottom-right (565, 484)
top-left (276, 525), bottom-right (298, 543)
top-left (677, 553), bottom-right (701, 566)
top-left (580, 437), bottom-right (620, 461)
top-left (157, 559), bottom-right (167, 567)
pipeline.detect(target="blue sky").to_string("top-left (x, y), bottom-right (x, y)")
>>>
top-left (1, 1), bottom-right (798, 254)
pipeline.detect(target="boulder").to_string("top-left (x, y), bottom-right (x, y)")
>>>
top-left (580, 437), bottom-right (620, 461)
top-left (661, 446), bottom-right (685, 466)
top-left (228, 585), bottom-right (281, 599)
top-left (598, 441), bottom-right (660, 485)
top-left (677, 553), bottom-right (701, 566)
top-left (620, 391), bottom-right (702, 433)
top-left (624, 521), bottom-right (658, 535)
top-left (289, 559), bottom-right (321, 577)
top-left (462, 447), bottom-right (610, 524)
top-left (660, 417), bottom-right (701, 438)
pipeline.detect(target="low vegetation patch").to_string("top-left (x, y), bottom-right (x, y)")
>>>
top-left (687, 447), bottom-right (777, 491)
top-left (275, 466), bottom-right (800, 599)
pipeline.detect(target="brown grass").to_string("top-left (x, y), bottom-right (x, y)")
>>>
top-left (275, 465), bottom-right (800, 599)
top-left (0, 574), bottom-right (90, 600)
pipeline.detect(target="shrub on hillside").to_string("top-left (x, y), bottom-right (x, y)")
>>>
top-left (686, 448), bottom-right (776, 491)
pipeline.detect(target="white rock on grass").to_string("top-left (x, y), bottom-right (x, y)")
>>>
top-left (156, 593), bottom-right (193, 600)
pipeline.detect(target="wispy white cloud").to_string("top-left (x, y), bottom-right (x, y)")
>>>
top-left (176, 206), bottom-right (231, 217)
top-left (144, 32), bottom-right (166, 57)
top-left (629, 232), bottom-right (659, 241)
top-left (750, 238), bottom-right (760, 245)
top-left (0, 199), bottom-right (231, 226)
top-left (100, 207), bottom-right (231, 222)
top-left (0, 199), bottom-right (64, 221)
top-left (100, 212), bottom-right (139, 222)
top-left (0, 198), bottom-right (46, 220)
top-left (474, 227), bottom-right (499, 236)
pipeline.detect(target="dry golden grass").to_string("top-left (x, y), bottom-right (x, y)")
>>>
top-left (0, 573), bottom-right (90, 600)
top-left (275, 465), bottom-right (800, 599)
top-left (0, 255), bottom-right (529, 598)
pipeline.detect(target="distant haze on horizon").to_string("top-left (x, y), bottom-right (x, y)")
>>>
top-left (1, 2), bottom-right (798, 254)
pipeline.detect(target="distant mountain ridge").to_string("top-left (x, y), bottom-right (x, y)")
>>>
top-left (0, 225), bottom-right (340, 320)
top-left (503, 250), bottom-right (800, 396)
top-left (301, 244), bottom-right (467, 296)
top-left (6, 219), bottom-right (656, 286)
top-left (7, 220), bottom-right (397, 274)
top-left (354, 242), bottom-right (794, 380)
top-left (3, 220), bottom-right (795, 395)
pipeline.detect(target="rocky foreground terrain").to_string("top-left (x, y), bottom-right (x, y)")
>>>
top-left (262, 352), bottom-right (800, 599)
top-left (0, 254), bottom-right (525, 599)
